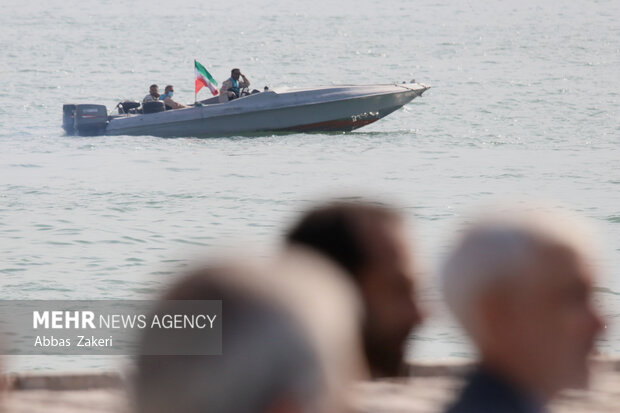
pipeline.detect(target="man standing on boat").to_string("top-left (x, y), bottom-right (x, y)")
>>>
top-left (219, 68), bottom-right (250, 102)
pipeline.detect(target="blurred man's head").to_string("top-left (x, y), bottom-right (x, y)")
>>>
top-left (135, 255), bottom-right (364, 413)
top-left (231, 68), bottom-right (241, 80)
top-left (149, 84), bottom-right (158, 94)
top-left (442, 209), bottom-right (604, 399)
top-left (135, 266), bottom-right (321, 413)
top-left (286, 201), bottom-right (423, 377)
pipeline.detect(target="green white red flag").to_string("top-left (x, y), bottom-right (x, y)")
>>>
top-left (195, 60), bottom-right (218, 96)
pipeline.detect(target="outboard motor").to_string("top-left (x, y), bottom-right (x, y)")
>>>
top-left (142, 100), bottom-right (165, 114)
top-left (63, 104), bottom-right (108, 135)
top-left (62, 104), bottom-right (76, 134)
top-left (118, 100), bottom-right (141, 114)
top-left (74, 104), bottom-right (108, 135)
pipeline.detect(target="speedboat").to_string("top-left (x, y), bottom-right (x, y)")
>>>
top-left (62, 82), bottom-right (430, 138)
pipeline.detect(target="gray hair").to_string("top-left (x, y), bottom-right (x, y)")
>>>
top-left (441, 207), bottom-right (593, 330)
top-left (134, 267), bottom-right (323, 413)
top-left (134, 251), bottom-right (365, 413)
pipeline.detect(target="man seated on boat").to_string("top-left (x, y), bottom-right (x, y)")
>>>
top-left (143, 84), bottom-right (160, 102)
top-left (219, 68), bottom-right (250, 102)
top-left (159, 85), bottom-right (187, 110)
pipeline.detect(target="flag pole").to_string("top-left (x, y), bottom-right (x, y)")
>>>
top-left (194, 60), bottom-right (197, 105)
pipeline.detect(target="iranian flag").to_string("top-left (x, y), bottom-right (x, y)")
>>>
top-left (195, 60), bottom-right (219, 96)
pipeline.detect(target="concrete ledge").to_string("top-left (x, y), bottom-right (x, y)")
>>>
top-left (5, 372), bottom-right (124, 391)
top-left (3, 357), bottom-right (619, 391)
top-left (1, 357), bottom-right (619, 413)
top-left (408, 359), bottom-right (474, 377)
top-left (407, 356), bottom-right (620, 377)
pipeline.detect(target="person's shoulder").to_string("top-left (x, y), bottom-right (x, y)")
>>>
top-left (444, 368), bottom-right (542, 413)
top-left (444, 396), bottom-right (482, 413)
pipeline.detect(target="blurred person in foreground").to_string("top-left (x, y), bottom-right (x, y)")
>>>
top-left (133, 250), bottom-right (366, 413)
top-left (286, 201), bottom-right (424, 378)
top-left (441, 208), bottom-right (605, 413)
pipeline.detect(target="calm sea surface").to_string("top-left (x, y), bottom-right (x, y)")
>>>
top-left (1, 0), bottom-right (619, 371)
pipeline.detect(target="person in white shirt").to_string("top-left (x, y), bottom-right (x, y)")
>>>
top-left (143, 84), bottom-right (160, 102)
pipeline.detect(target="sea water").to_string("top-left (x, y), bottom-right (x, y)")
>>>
top-left (0, 0), bottom-right (619, 371)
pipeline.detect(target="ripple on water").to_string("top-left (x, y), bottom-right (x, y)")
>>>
top-left (9, 164), bottom-right (42, 168)
top-left (596, 287), bottom-right (620, 297)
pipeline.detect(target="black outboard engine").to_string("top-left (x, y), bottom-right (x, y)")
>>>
top-left (63, 104), bottom-right (108, 135)
top-left (118, 100), bottom-right (141, 114)
top-left (142, 100), bottom-right (165, 114)
top-left (62, 104), bottom-right (76, 134)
